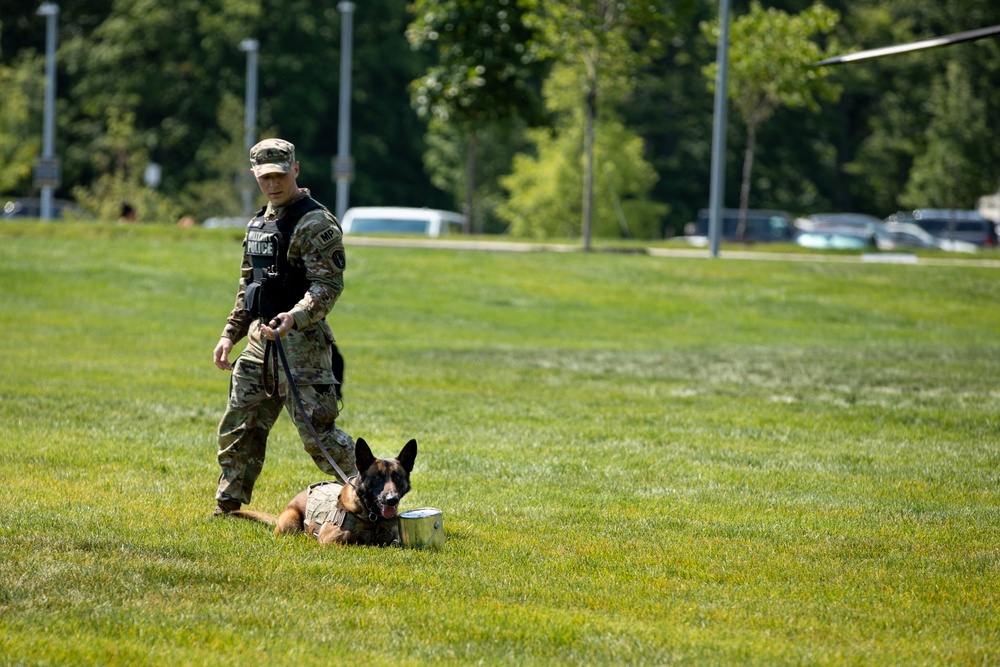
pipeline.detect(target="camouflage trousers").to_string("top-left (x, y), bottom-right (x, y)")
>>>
top-left (215, 355), bottom-right (356, 508)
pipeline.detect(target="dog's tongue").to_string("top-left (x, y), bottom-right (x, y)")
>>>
top-left (381, 505), bottom-right (398, 519)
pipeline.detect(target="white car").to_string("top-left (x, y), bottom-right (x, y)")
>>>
top-left (341, 206), bottom-right (464, 238)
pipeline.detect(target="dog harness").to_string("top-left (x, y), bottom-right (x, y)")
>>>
top-left (304, 481), bottom-right (348, 538)
top-left (243, 196), bottom-right (323, 322)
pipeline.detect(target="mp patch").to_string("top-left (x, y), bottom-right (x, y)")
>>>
top-left (312, 227), bottom-right (341, 251)
top-left (332, 249), bottom-right (346, 270)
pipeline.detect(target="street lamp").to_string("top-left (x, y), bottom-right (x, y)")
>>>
top-left (36, 2), bottom-right (60, 221)
top-left (333, 2), bottom-right (355, 221)
top-left (239, 38), bottom-right (259, 216)
top-left (707, 0), bottom-right (731, 258)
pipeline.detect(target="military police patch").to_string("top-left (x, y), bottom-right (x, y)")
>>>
top-left (312, 227), bottom-right (340, 251)
top-left (332, 250), bottom-right (346, 270)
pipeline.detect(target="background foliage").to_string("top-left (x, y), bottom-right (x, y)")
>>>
top-left (2, 0), bottom-right (999, 235)
top-left (703, 1), bottom-right (841, 237)
top-left (498, 63), bottom-right (668, 239)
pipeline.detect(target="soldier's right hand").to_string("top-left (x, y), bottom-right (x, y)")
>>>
top-left (213, 337), bottom-right (234, 371)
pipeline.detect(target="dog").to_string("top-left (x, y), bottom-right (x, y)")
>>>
top-left (230, 437), bottom-right (417, 546)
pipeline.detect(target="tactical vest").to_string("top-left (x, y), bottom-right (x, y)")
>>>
top-left (243, 197), bottom-right (323, 322)
top-left (305, 481), bottom-right (349, 538)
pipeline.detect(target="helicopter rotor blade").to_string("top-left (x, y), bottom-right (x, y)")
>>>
top-left (815, 23), bottom-right (1000, 66)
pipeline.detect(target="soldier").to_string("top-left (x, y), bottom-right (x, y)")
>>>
top-left (212, 138), bottom-right (356, 516)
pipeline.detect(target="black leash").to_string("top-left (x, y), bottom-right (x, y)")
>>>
top-left (264, 332), bottom-right (354, 487)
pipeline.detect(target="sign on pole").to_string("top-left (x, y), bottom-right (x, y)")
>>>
top-left (33, 157), bottom-right (62, 189)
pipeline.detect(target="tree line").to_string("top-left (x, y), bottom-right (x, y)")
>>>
top-left (1, 0), bottom-right (998, 238)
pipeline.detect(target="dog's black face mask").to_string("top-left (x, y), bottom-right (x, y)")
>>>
top-left (354, 438), bottom-right (418, 520)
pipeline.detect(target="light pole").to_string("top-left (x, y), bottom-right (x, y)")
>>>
top-left (239, 38), bottom-right (259, 217)
top-left (707, 0), bottom-right (731, 258)
top-left (36, 2), bottom-right (60, 220)
top-left (333, 1), bottom-right (355, 221)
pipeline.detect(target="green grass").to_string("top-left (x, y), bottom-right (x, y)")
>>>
top-left (1, 222), bottom-right (998, 665)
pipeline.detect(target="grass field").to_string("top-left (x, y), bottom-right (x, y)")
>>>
top-left (1, 222), bottom-right (998, 665)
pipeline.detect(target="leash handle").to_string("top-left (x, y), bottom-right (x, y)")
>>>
top-left (270, 331), bottom-right (354, 486)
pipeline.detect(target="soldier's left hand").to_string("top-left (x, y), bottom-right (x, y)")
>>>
top-left (262, 313), bottom-right (293, 340)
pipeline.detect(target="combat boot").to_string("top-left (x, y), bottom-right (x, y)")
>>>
top-left (213, 498), bottom-right (241, 517)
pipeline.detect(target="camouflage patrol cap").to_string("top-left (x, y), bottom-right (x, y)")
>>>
top-left (250, 138), bottom-right (296, 177)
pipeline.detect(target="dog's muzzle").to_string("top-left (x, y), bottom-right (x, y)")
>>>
top-left (379, 495), bottom-right (400, 519)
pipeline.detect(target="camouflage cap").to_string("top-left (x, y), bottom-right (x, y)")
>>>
top-left (250, 138), bottom-right (296, 177)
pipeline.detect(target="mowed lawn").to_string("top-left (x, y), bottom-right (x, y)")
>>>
top-left (0, 223), bottom-right (998, 666)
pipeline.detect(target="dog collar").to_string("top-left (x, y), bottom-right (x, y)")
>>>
top-left (350, 475), bottom-right (383, 522)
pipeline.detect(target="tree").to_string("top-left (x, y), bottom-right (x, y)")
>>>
top-left (407, 0), bottom-right (547, 233)
top-left (497, 64), bottom-right (667, 240)
top-left (0, 52), bottom-right (43, 195)
top-left (843, 0), bottom-right (1000, 215)
top-left (41, 0), bottom-right (444, 219)
top-left (69, 107), bottom-right (181, 222)
top-left (524, 0), bottom-right (665, 249)
top-left (702, 2), bottom-right (841, 239)
top-left (59, 0), bottom-right (258, 205)
top-left (622, 0), bottom-right (717, 237)
top-left (180, 91), bottom-right (249, 219)
top-left (421, 116), bottom-right (533, 233)
top-left (900, 61), bottom-right (990, 212)
top-left (4, 0), bottom-right (997, 232)
top-left (265, 0), bottom-right (443, 210)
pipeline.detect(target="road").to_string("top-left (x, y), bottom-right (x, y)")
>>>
top-left (345, 236), bottom-right (1000, 268)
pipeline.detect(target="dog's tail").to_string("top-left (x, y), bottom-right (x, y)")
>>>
top-left (228, 509), bottom-right (280, 526)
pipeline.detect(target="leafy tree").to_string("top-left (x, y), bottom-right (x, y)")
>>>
top-left (180, 91), bottom-right (251, 219)
top-left (0, 1), bottom-right (111, 57)
top-left (4, 0), bottom-right (998, 234)
top-left (703, 1), bottom-right (841, 239)
top-left (421, 116), bottom-right (533, 233)
top-left (844, 0), bottom-right (1000, 214)
top-left (524, 0), bottom-right (663, 248)
top-left (498, 64), bottom-right (667, 240)
top-left (498, 117), bottom-right (667, 239)
top-left (407, 0), bottom-right (547, 232)
top-left (900, 61), bottom-right (990, 211)
top-left (41, 0), bottom-right (444, 219)
top-left (622, 1), bottom-right (717, 236)
top-left (70, 108), bottom-right (181, 222)
top-left (834, 5), bottom-right (952, 215)
top-left (305, 0), bottom-right (449, 212)
top-left (59, 0), bottom-right (258, 210)
top-left (0, 52), bottom-right (43, 195)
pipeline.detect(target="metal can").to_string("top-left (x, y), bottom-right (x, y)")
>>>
top-left (399, 507), bottom-right (444, 550)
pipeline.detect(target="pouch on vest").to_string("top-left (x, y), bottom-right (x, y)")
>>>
top-left (244, 282), bottom-right (261, 320)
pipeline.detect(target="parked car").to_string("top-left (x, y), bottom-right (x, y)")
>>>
top-left (886, 209), bottom-right (998, 248)
top-left (2, 197), bottom-right (85, 220)
top-left (880, 222), bottom-right (978, 253)
top-left (795, 213), bottom-right (886, 250)
top-left (341, 206), bottom-right (464, 238)
top-left (795, 212), bottom-right (883, 232)
top-left (688, 208), bottom-right (795, 244)
top-left (795, 227), bottom-right (877, 250)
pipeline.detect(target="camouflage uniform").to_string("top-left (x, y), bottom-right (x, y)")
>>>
top-left (215, 139), bottom-right (356, 511)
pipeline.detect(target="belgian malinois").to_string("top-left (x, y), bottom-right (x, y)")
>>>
top-left (230, 438), bottom-right (417, 546)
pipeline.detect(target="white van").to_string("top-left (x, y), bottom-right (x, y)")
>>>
top-left (340, 206), bottom-right (464, 238)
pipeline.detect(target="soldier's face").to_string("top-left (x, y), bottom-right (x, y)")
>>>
top-left (255, 164), bottom-right (299, 207)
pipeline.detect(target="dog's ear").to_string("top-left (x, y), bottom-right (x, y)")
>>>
top-left (354, 437), bottom-right (375, 472)
top-left (396, 439), bottom-right (417, 473)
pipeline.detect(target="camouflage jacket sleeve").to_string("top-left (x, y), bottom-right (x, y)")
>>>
top-left (285, 207), bottom-right (346, 330)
